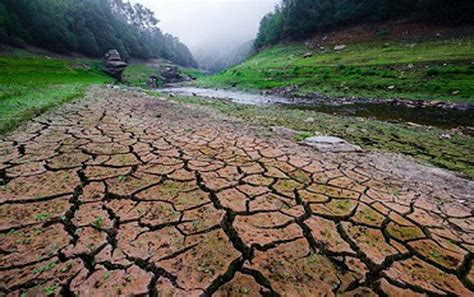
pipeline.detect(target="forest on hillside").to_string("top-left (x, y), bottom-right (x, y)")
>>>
top-left (255, 0), bottom-right (474, 48)
top-left (0, 0), bottom-right (198, 67)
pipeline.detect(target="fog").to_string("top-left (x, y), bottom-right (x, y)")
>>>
top-left (133, 0), bottom-right (279, 55)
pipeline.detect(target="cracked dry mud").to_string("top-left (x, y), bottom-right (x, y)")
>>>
top-left (1, 86), bottom-right (473, 297)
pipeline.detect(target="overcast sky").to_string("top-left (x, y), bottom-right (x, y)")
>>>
top-left (133, 0), bottom-right (279, 53)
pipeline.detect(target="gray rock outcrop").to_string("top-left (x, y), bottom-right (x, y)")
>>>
top-left (160, 66), bottom-right (185, 83)
top-left (102, 50), bottom-right (128, 81)
top-left (302, 136), bottom-right (362, 153)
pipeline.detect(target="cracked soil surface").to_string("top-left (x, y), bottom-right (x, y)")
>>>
top-left (1, 86), bottom-right (473, 296)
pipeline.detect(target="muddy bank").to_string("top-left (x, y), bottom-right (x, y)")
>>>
top-left (265, 86), bottom-right (474, 111)
top-left (160, 86), bottom-right (474, 130)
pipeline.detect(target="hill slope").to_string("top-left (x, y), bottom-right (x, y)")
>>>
top-left (198, 35), bottom-right (474, 103)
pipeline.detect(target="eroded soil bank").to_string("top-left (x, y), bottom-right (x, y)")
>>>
top-left (0, 86), bottom-right (473, 296)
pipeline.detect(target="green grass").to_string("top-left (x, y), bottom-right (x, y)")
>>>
top-left (123, 64), bottom-right (163, 87)
top-left (180, 67), bottom-right (205, 80)
top-left (123, 63), bottom-right (204, 88)
top-left (0, 52), bottom-right (111, 133)
top-left (198, 38), bottom-right (474, 103)
top-left (153, 92), bottom-right (474, 178)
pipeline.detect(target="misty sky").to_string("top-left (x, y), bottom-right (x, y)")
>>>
top-left (133, 0), bottom-right (279, 53)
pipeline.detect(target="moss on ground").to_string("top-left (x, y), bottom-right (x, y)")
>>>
top-left (153, 92), bottom-right (474, 179)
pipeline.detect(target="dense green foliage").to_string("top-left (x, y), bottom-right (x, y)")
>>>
top-left (0, 50), bottom-right (111, 133)
top-left (199, 39), bottom-right (474, 103)
top-left (0, 0), bottom-right (197, 67)
top-left (255, 0), bottom-right (474, 48)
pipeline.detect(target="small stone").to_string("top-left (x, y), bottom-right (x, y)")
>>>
top-left (387, 85), bottom-right (395, 90)
top-left (452, 90), bottom-right (460, 96)
top-left (334, 45), bottom-right (346, 51)
top-left (407, 122), bottom-right (422, 128)
top-left (304, 117), bottom-right (315, 123)
top-left (303, 52), bottom-right (313, 58)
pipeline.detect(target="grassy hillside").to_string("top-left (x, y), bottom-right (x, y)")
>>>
top-left (0, 49), bottom-right (111, 133)
top-left (0, 48), bottom-right (203, 134)
top-left (198, 38), bottom-right (474, 103)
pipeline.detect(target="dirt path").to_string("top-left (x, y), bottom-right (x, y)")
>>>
top-left (1, 86), bottom-right (473, 296)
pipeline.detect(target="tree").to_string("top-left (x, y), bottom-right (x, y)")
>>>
top-left (255, 7), bottom-right (284, 48)
top-left (0, 0), bottom-right (197, 67)
top-left (254, 0), bottom-right (474, 49)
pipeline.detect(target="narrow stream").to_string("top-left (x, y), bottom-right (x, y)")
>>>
top-left (160, 86), bottom-right (473, 130)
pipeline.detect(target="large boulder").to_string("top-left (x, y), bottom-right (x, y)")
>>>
top-left (102, 50), bottom-right (128, 81)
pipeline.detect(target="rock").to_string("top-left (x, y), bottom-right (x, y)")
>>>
top-left (408, 64), bottom-right (414, 69)
top-left (102, 50), bottom-right (128, 81)
top-left (452, 90), bottom-right (460, 96)
top-left (387, 85), bottom-right (395, 90)
top-left (304, 117), bottom-right (315, 123)
top-left (334, 45), bottom-right (346, 51)
top-left (147, 76), bottom-right (159, 88)
top-left (303, 52), bottom-right (313, 58)
top-left (439, 133), bottom-right (451, 140)
top-left (407, 122), bottom-right (422, 128)
top-left (168, 93), bottom-right (175, 97)
top-left (160, 66), bottom-right (184, 83)
top-left (302, 136), bottom-right (362, 153)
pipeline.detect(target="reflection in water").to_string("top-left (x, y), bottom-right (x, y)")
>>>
top-left (160, 87), bottom-right (473, 130)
